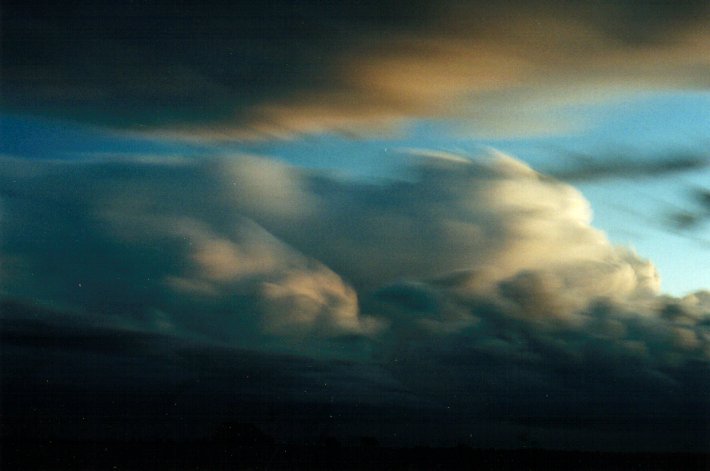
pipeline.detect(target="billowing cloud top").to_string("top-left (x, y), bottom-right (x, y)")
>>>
top-left (2, 0), bottom-right (708, 138)
top-left (2, 150), bottom-right (708, 450)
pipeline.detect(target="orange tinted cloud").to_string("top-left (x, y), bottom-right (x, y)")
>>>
top-left (3, 1), bottom-right (709, 139)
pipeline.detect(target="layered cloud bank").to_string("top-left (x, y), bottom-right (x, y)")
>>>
top-left (3, 0), bottom-right (708, 138)
top-left (1, 151), bottom-right (708, 448)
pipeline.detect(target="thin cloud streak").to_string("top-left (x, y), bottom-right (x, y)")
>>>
top-left (549, 151), bottom-right (709, 182)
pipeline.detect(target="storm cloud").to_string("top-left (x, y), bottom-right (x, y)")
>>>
top-left (1, 150), bottom-right (708, 449)
top-left (2, 0), bottom-right (708, 138)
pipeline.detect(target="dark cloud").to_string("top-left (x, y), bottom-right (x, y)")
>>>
top-left (368, 274), bottom-right (710, 450)
top-left (667, 187), bottom-right (710, 232)
top-left (0, 0), bottom-right (436, 131)
top-left (2, 1), bottom-right (708, 138)
top-left (1, 150), bottom-right (709, 450)
top-left (2, 293), bottom-right (708, 450)
top-left (0, 297), bottom-right (435, 445)
top-left (0, 155), bottom-right (382, 351)
top-left (549, 151), bottom-right (709, 182)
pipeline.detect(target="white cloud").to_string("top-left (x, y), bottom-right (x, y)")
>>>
top-left (0, 151), bottom-right (706, 372)
top-left (1, 150), bottom-right (708, 447)
top-left (232, 150), bottom-right (660, 304)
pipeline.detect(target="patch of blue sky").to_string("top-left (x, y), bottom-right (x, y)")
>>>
top-left (2, 90), bottom-right (706, 294)
top-left (0, 114), bottom-right (209, 160)
top-left (246, 90), bottom-right (709, 295)
top-left (244, 90), bottom-right (709, 177)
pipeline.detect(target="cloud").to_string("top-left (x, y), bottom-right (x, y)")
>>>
top-left (549, 151), bottom-right (709, 182)
top-left (0, 155), bottom-right (377, 350)
top-left (237, 150), bottom-right (661, 302)
top-left (1, 150), bottom-right (708, 449)
top-left (668, 187), bottom-right (710, 232)
top-left (0, 298), bottom-right (416, 443)
top-left (367, 274), bottom-right (709, 450)
top-left (0, 149), bottom-right (666, 335)
top-left (2, 0), bottom-right (708, 138)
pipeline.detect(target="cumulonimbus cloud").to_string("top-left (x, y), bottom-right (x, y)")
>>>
top-left (0, 149), bottom-right (701, 339)
top-left (0, 151), bottom-right (690, 329)
top-left (1, 150), bottom-right (708, 448)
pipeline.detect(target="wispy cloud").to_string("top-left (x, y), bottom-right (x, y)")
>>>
top-left (667, 187), bottom-right (710, 232)
top-left (549, 150), bottom-right (709, 182)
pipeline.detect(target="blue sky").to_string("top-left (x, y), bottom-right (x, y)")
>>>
top-left (4, 90), bottom-right (707, 295)
top-left (245, 92), bottom-right (710, 298)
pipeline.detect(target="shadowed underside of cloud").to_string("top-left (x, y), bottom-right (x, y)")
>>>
top-left (2, 0), bottom-right (708, 138)
top-left (1, 150), bottom-right (708, 449)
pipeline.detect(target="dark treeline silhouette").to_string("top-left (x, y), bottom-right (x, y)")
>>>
top-left (3, 424), bottom-right (708, 470)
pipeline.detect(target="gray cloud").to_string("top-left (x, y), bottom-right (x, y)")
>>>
top-left (2, 0), bottom-right (708, 139)
top-left (0, 155), bottom-right (381, 354)
top-left (1, 150), bottom-right (709, 449)
top-left (0, 150), bottom-right (678, 340)
top-left (0, 298), bottom-right (419, 444)
top-left (549, 151), bottom-right (709, 182)
top-left (668, 187), bottom-right (710, 232)
top-left (366, 274), bottom-right (709, 449)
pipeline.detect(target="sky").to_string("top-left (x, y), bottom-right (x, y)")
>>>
top-left (1, 0), bottom-right (709, 453)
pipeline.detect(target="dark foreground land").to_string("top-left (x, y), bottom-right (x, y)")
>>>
top-left (3, 438), bottom-right (709, 470)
